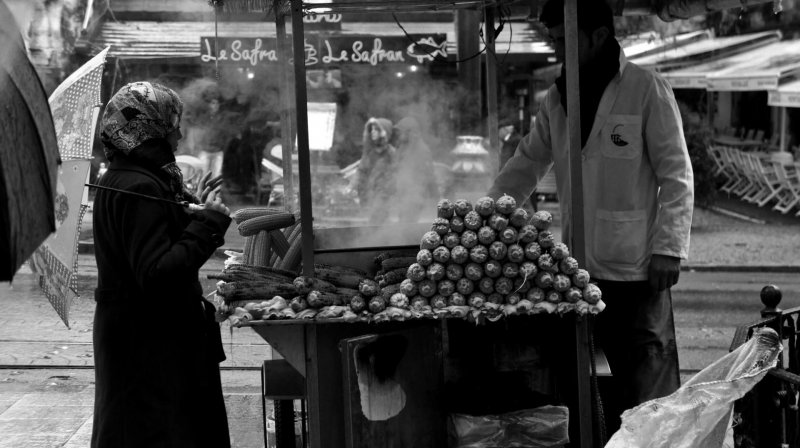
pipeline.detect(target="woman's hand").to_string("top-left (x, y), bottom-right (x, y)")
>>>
top-left (195, 171), bottom-right (224, 203)
top-left (204, 189), bottom-right (230, 217)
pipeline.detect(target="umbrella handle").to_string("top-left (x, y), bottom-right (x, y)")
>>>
top-left (85, 183), bottom-right (190, 208)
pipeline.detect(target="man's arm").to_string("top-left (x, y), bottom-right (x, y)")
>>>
top-left (643, 75), bottom-right (694, 290)
top-left (488, 104), bottom-right (554, 204)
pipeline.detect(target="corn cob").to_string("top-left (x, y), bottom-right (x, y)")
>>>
top-left (460, 230), bottom-right (478, 249)
top-left (350, 295), bottom-right (368, 313)
top-left (416, 249), bottom-right (433, 267)
top-left (242, 235), bottom-right (257, 265)
top-left (494, 277), bottom-right (513, 295)
top-left (475, 197), bottom-right (495, 217)
top-left (293, 276), bottom-right (337, 294)
top-left (450, 246), bottom-right (469, 264)
top-left (430, 295), bottom-right (447, 309)
top-left (448, 292), bottom-right (466, 307)
top-left (373, 249), bottom-right (418, 266)
top-left (270, 230), bottom-right (290, 258)
top-left (377, 268), bottom-right (408, 287)
top-left (449, 216), bottom-right (465, 233)
top-left (437, 279), bottom-right (455, 296)
top-left (229, 264), bottom-right (298, 279)
top-left (270, 223), bottom-right (296, 267)
top-left (399, 279), bottom-right (418, 297)
top-left (502, 262), bottom-right (519, 278)
top-left (484, 260), bottom-right (502, 278)
top-left (216, 281), bottom-right (296, 302)
top-left (420, 231), bottom-right (442, 250)
top-left (307, 290), bottom-right (350, 308)
top-left (231, 207), bottom-right (285, 224)
top-left (380, 256), bottom-right (416, 271)
top-left (437, 198), bottom-right (455, 219)
top-left (494, 194), bottom-right (517, 215)
top-left (488, 213), bottom-right (509, 231)
top-left (277, 222), bottom-right (303, 272)
top-left (251, 230), bottom-right (272, 267)
top-left (314, 264), bottom-right (368, 289)
top-left (290, 296), bottom-right (309, 312)
top-left (411, 296), bottom-right (430, 310)
top-left (454, 199), bottom-right (473, 217)
top-left (379, 283), bottom-right (401, 301)
top-left (487, 293), bottom-right (504, 304)
top-left (426, 263), bottom-right (446, 281)
top-left (572, 269), bottom-right (591, 288)
top-left (208, 269), bottom-right (288, 283)
top-left (431, 218), bottom-right (450, 235)
top-left (389, 293), bottom-right (410, 309)
top-left (509, 208), bottom-right (529, 228)
top-left (239, 212), bottom-right (296, 237)
top-left (358, 278), bottom-right (381, 297)
top-left (368, 296), bottom-right (387, 313)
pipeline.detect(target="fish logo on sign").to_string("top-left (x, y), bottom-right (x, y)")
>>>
top-left (611, 124), bottom-right (628, 147)
top-left (406, 37), bottom-right (447, 63)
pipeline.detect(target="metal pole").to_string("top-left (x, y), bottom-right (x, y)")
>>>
top-left (484, 6), bottom-right (499, 152)
top-left (290, 0), bottom-right (315, 278)
top-left (780, 107), bottom-right (787, 152)
top-left (564, 0), bottom-right (593, 445)
top-left (276, 11), bottom-right (296, 212)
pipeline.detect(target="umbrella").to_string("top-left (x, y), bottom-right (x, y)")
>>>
top-left (0, 0), bottom-right (60, 281)
top-left (27, 47), bottom-right (109, 328)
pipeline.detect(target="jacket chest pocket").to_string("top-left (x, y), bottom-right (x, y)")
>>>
top-left (600, 115), bottom-right (642, 159)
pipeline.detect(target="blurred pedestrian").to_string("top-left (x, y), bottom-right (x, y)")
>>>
top-left (356, 117), bottom-right (396, 223)
top-left (92, 81), bottom-right (232, 448)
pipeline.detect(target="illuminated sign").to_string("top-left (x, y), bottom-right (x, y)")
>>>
top-left (200, 34), bottom-right (447, 67)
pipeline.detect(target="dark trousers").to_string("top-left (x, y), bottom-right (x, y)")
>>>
top-left (593, 280), bottom-right (681, 436)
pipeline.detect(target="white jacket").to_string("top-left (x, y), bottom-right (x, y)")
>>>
top-left (489, 51), bottom-right (693, 281)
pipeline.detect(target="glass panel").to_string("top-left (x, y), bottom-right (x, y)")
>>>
top-left (94, 6), bottom-right (543, 251)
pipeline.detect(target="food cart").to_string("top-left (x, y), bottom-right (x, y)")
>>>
top-left (207, 0), bottom-right (778, 446)
top-left (206, 0), bottom-right (603, 445)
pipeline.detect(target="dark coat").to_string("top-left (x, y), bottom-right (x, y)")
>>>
top-left (91, 150), bottom-right (232, 448)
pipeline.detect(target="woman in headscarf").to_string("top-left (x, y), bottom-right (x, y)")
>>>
top-left (355, 117), bottom-right (396, 223)
top-left (92, 82), bottom-right (232, 448)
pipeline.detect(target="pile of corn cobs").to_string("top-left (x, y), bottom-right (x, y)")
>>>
top-left (220, 195), bottom-right (605, 326)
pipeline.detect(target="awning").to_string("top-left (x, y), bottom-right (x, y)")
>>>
top-left (768, 79), bottom-right (800, 108)
top-left (628, 30), bottom-right (781, 70)
top-left (621, 30), bottom-right (710, 60)
top-left (661, 38), bottom-right (800, 91)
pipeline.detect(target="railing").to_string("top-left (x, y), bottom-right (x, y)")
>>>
top-left (731, 285), bottom-right (800, 448)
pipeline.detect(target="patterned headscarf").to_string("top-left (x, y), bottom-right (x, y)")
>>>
top-left (101, 82), bottom-right (183, 154)
top-left (100, 82), bottom-right (191, 201)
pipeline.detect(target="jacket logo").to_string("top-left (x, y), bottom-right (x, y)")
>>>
top-left (610, 124), bottom-right (629, 147)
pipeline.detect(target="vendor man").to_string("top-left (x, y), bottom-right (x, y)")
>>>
top-left (487, 0), bottom-right (694, 434)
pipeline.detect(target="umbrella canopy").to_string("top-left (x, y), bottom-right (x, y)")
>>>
top-left (27, 47), bottom-right (108, 328)
top-left (0, 0), bottom-right (60, 281)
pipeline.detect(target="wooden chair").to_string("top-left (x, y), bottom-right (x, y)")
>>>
top-left (770, 161), bottom-right (800, 215)
top-left (705, 144), bottom-right (726, 177)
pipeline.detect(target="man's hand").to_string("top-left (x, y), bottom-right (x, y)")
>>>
top-left (648, 254), bottom-right (681, 293)
top-left (195, 171), bottom-right (223, 203)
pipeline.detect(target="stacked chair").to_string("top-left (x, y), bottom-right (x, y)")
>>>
top-left (706, 143), bottom-right (800, 216)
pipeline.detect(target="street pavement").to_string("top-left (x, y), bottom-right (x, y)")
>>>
top-left (1, 197), bottom-right (798, 447)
